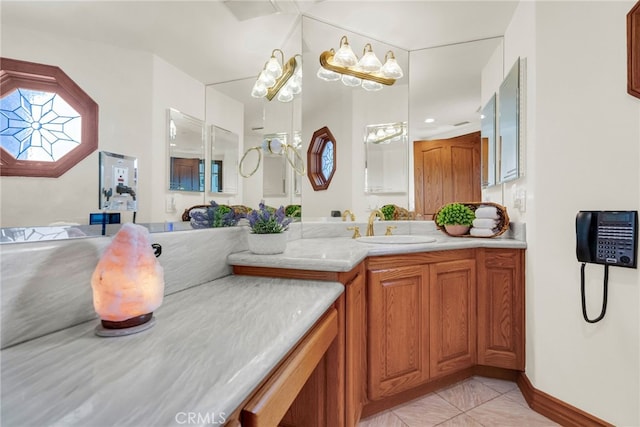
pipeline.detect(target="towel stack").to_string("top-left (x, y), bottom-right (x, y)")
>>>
top-left (470, 205), bottom-right (500, 237)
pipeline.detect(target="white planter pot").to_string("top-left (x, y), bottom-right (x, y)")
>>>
top-left (247, 231), bottom-right (287, 255)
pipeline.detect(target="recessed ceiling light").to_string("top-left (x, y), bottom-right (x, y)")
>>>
top-left (424, 118), bottom-right (435, 124)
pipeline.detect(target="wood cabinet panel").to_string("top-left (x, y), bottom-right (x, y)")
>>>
top-left (368, 265), bottom-right (429, 400)
top-left (429, 259), bottom-right (477, 378)
top-left (345, 266), bottom-right (366, 427)
top-left (477, 249), bottom-right (525, 370)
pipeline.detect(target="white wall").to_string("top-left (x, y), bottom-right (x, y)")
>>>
top-left (503, 2), bottom-right (639, 425)
top-left (152, 56), bottom-right (206, 223)
top-left (0, 25), bottom-right (153, 226)
top-left (0, 24), bottom-right (214, 227)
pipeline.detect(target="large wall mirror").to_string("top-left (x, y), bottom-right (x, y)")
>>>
top-left (210, 125), bottom-right (239, 195)
top-left (498, 58), bottom-right (520, 183)
top-left (481, 94), bottom-right (497, 188)
top-left (364, 121), bottom-right (408, 194)
top-left (168, 108), bottom-right (204, 192)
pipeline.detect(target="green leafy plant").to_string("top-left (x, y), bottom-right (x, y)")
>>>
top-left (380, 204), bottom-right (396, 220)
top-left (435, 203), bottom-right (475, 226)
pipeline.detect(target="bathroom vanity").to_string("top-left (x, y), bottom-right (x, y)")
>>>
top-left (228, 226), bottom-right (526, 425)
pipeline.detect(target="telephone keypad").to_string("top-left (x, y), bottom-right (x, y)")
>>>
top-left (596, 222), bottom-right (635, 265)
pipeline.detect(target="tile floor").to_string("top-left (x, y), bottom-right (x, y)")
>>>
top-left (358, 376), bottom-right (560, 427)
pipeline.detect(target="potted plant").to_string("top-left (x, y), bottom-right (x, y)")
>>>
top-left (435, 203), bottom-right (475, 236)
top-left (246, 202), bottom-right (292, 254)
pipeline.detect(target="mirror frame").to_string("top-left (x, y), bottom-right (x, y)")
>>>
top-left (628, 1), bottom-right (640, 99)
top-left (498, 58), bottom-right (520, 183)
top-left (307, 126), bottom-right (336, 191)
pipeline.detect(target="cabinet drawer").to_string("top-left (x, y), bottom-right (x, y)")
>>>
top-left (241, 309), bottom-right (338, 427)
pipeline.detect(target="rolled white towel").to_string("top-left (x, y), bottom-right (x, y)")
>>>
top-left (475, 206), bottom-right (499, 220)
top-left (472, 218), bottom-right (498, 229)
top-left (470, 227), bottom-right (495, 237)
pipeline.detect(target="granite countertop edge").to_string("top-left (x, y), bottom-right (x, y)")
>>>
top-left (228, 235), bottom-right (527, 272)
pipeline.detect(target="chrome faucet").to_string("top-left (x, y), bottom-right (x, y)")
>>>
top-left (366, 209), bottom-right (384, 236)
top-left (342, 209), bottom-right (355, 222)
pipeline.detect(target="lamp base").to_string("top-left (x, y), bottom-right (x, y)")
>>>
top-left (95, 313), bottom-right (155, 337)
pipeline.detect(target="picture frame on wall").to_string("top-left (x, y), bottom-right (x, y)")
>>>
top-left (628, 1), bottom-right (640, 99)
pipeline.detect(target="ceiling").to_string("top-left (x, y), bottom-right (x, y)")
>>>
top-left (0, 0), bottom-right (517, 137)
top-left (1, 1), bottom-right (518, 85)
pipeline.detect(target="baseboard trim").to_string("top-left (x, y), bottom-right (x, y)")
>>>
top-left (517, 373), bottom-right (613, 427)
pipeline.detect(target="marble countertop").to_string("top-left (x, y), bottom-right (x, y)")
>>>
top-left (227, 233), bottom-right (527, 272)
top-left (1, 276), bottom-right (344, 426)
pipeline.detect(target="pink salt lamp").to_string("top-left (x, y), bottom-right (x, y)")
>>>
top-left (91, 223), bottom-right (164, 335)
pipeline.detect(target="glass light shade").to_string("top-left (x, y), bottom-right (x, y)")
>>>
top-left (362, 80), bottom-right (383, 91)
top-left (288, 78), bottom-right (302, 95)
top-left (263, 137), bottom-right (284, 154)
top-left (358, 51), bottom-right (382, 73)
top-left (317, 66), bottom-right (341, 82)
top-left (341, 74), bottom-right (362, 87)
top-left (277, 87), bottom-right (293, 102)
top-left (333, 43), bottom-right (358, 67)
top-left (381, 57), bottom-right (404, 79)
top-left (257, 70), bottom-right (276, 88)
top-left (251, 81), bottom-right (267, 98)
top-left (264, 56), bottom-right (283, 79)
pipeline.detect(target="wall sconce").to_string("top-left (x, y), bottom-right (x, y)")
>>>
top-left (239, 135), bottom-right (305, 178)
top-left (317, 36), bottom-right (404, 91)
top-left (91, 223), bottom-right (164, 337)
top-left (251, 49), bottom-right (302, 102)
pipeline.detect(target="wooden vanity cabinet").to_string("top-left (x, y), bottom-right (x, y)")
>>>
top-left (429, 259), bottom-right (477, 378)
top-left (366, 250), bottom-right (477, 401)
top-left (232, 263), bottom-right (367, 427)
top-left (477, 248), bottom-right (525, 370)
top-left (367, 265), bottom-right (430, 400)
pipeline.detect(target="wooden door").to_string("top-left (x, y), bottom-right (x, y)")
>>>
top-left (367, 265), bottom-right (429, 400)
top-left (429, 259), bottom-right (477, 378)
top-left (477, 249), bottom-right (525, 370)
top-left (414, 132), bottom-right (481, 218)
top-left (170, 157), bottom-right (201, 191)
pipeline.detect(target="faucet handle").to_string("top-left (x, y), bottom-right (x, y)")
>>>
top-left (385, 226), bottom-right (397, 236)
top-left (347, 226), bottom-right (361, 239)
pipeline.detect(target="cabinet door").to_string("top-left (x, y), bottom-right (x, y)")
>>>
top-left (345, 268), bottom-right (366, 427)
top-left (477, 249), bottom-right (525, 370)
top-left (429, 259), bottom-right (477, 378)
top-left (368, 265), bottom-right (429, 400)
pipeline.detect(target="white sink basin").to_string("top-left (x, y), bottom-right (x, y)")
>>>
top-left (356, 235), bottom-right (437, 244)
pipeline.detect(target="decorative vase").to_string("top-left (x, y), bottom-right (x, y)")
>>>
top-left (444, 224), bottom-right (470, 236)
top-left (247, 231), bottom-right (288, 255)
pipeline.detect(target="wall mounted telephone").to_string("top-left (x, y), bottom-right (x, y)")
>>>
top-left (575, 211), bottom-right (638, 323)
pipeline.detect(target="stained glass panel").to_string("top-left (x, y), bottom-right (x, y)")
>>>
top-left (321, 141), bottom-right (333, 181)
top-left (0, 88), bottom-right (82, 162)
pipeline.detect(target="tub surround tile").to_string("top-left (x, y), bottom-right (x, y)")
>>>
top-left (1, 275), bottom-right (343, 426)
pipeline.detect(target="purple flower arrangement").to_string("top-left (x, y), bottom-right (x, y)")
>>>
top-left (247, 202), bottom-right (292, 234)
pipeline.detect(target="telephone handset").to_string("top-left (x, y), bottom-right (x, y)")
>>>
top-left (576, 211), bottom-right (637, 267)
top-left (575, 211), bottom-right (638, 323)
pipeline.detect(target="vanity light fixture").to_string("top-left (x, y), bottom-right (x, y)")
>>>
top-left (365, 122), bottom-right (407, 145)
top-left (239, 135), bottom-right (305, 178)
top-left (317, 36), bottom-right (404, 91)
top-left (251, 49), bottom-right (302, 102)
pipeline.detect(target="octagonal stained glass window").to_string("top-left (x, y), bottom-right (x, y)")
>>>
top-left (1, 89), bottom-right (82, 162)
top-left (321, 140), bottom-right (334, 181)
top-left (0, 57), bottom-right (98, 178)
